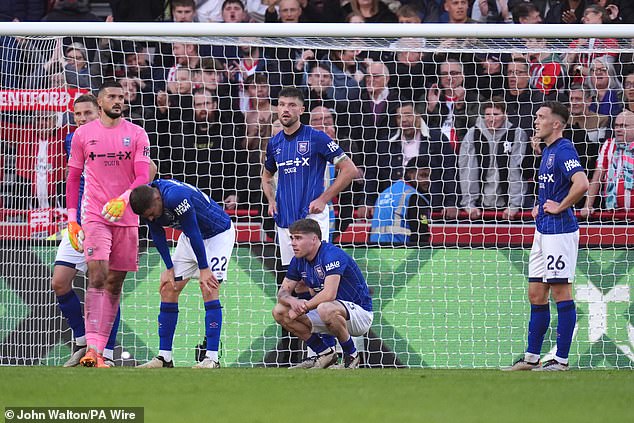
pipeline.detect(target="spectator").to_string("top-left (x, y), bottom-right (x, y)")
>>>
top-left (459, 98), bottom-right (528, 220)
top-left (63, 42), bottom-right (93, 89)
top-left (118, 76), bottom-right (146, 126)
top-left (565, 5), bottom-right (618, 86)
top-left (443, 0), bottom-right (473, 23)
top-left (471, 0), bottom-right (510, 23)
top-left (181, 87), bottom-right (246, 206)
top-left (193, 57), bottom-right (239, 114)
top-left (585, 56), bottom-right (623, 119)
top-left (309, 106), bottom-right (362, 236)
top-left (220, 0), bottom-right (248, 22)
top-left (243, 73), bottom-right (277, 151)
top-left (511, 2), bottom-right (542, 24)
top-left (170, 0), bottom-right (196, 22)
top-left (388, 102), bottom-right (459, 219)
top-left (342, 0), bottom-right (398, 23)
top-left (14, 111), bottom-right (67, 210)
top-left (582, 110), bottom-right (634, 216)
top-left (398, 0), bottom-right (441, 22)
top-left (0, 1), bottom-right (47, 21)
top-left (42, 0), bottom-right (100, 22)
top-left (265, 0), bottom-right (303, 22)
top-left (568, 84), bottom-right (610, 147)
top-left (544, 0), bottom-right (589, 24)
top-left (198, 0), bottom-right (267, 22)
top-left (475, 52), bottom-right (505, 101)
top-left (109, 0), bottom-right (166, 21)
top-left (396, 4), bottom-right (422, 23)
top-left (385, 37), bottom-right (428, 102)
top-left (370, 156), bottom-right (432, 246)
top-left (504, 57), bottom-right (545, 137)
top-left (120, 43), bottom-right (155, 97)
top-left (358, 60), bottom-right (401, 206)
top-left (421, 57), bottom-right (479, 148)
top-left (524, 39), bottom-right (565, 100)
top-left (623, 68), bottom-right (634, 113)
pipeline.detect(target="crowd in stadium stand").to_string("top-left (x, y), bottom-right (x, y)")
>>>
top-left (1, 0), bottom-right (634, 236)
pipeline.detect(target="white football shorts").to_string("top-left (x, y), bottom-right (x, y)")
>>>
top-left (528, 230), bottom-right (579, 284)
top-left (306, 300), bottom-right (374, 337)
top-left (173, 223), bottom-right (236, 282)
top-left (277, 208), bottom-right (329, 266)
top-left (54, 233), bottom-right (88, 274)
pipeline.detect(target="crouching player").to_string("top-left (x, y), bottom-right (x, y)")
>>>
top-left (130, 179), bottom-right (235, 368)
top-left (272, 219), bottom-right (373, 369)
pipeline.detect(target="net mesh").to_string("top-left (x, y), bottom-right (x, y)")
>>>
top-left (0, 30), bottom-right (633, 368)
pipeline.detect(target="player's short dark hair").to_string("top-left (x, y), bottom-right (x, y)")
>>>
top-left (74, 93), bottom-right (98, 109)
top-left (130, 184), bottom-right (156, 216)
top-left (405, 156), bottom-right (431, 176)
top-left (289, 218), bottom-right (322, 240)
top-left (222, 0), bottom-right (244, 10)
top-left (541, 101), bottom-right (570, 124)
top-left (98, 80), bottom-right (123, 95)
top-left (512, 2), bottom-right (540, 24)
top-left (278, 86), bottom-right (304, 104)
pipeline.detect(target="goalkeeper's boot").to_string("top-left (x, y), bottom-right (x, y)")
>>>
top-left (63, 344), bottom-right (86, 368)
top-left (80, 348), bottom-right (110, 368)
top-left (137, 356), bottom-right (174, 368)
top-left (532, 359), bottom-right (569, 372)
top-left (192, 358), bottom-right (220, 369)
top-left (289, 355), bottom-right (319, 369)
top-left (501, 357), bottom-right (541, 371)
top-left (331, 353), bottom-right (360, 369)
top-left (309, 348), bottom-right (338, 369)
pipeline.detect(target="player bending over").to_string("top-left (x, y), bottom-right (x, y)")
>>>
top-left (130, 179), bottom-right (235, 368)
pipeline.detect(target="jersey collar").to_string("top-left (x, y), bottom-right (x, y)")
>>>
top-left (283, 124), bottom-right (304, 140)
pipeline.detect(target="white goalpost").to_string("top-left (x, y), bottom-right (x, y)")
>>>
top-left (0, 22), bottom-right (633, 368)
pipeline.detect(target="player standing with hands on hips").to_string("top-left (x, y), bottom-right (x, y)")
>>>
top-left (504, 101), bottom-right (589, 372)
top-left (66, 80), bottom-right (151, 368)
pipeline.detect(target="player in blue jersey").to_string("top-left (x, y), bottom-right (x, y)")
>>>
top-left (262, 87), bottom-right (358, 366)
top-left (130, 179), bottom-right (235, 369)
top-left (272, 219), bottom-right (374, 369)
top-left (51, 94), bottom-right (121, 367)
top-left (261, 86), bottom-right (358, 270)
top-left (504, 101), bottom-right (589, 372)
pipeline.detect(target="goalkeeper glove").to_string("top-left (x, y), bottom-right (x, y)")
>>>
top-left (101, 189), bottom-right (131, 222)
top-left (68, 221), bottom-right (84, 253)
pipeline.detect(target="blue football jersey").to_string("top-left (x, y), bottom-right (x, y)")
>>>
top-left (65, 132), bottom-right (84, 224)
top-left (286, 242), bottom-right (373, 312)
top-left (148, 179), bottom-right (231, 239)
top-left (536, 137), bottom-right (585, 234)
top-left (264, 125), bottom-right (346, 228)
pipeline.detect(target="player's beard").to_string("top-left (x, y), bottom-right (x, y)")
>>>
top-left (281, 116), bottom-right (298, 128)
top-left (103, 108), bottom-right (122, 119)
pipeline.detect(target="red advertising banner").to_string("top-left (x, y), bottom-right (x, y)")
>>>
top-left (0, 88), bottom-right (88, 112)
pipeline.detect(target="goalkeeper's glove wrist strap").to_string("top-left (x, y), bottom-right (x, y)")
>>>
top-left (68, 208), bottom-right (78, 223)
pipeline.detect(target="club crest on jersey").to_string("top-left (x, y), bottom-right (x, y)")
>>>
top-left (122, 137), bottom-right (131, 147)
top-left (546, 154), bottom-right (555, 169)
top-left (297, 141), bottom-right (310, 155)
top-left (314, 265), bottom-right (325, 280)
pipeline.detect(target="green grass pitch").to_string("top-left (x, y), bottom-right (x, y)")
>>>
top-left (0, 368), bottom-right (631, 423)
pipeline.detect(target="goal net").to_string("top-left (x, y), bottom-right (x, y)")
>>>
top-left (0, 23), bottom-right (633, 368)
